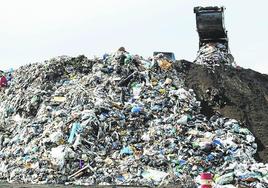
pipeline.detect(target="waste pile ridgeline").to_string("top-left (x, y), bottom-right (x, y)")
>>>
top-left (0, 50), bottom-right (267, 187)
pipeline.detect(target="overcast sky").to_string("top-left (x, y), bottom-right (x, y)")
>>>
top-left (0, 0), bottom-right (267, 74)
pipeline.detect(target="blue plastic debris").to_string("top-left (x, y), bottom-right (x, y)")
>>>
top-left (179, 159), bottom-right (186, 166)
top-left (117, 175), bottom-right (126, 182)
top-left (131, 106), bottom-right (142, 113)
top-left (213, 139), bottom-right (223, 147)
top-left (103, 53), bottom-right (109, 60)
top-left (120, 146), bottom-right (133, 155)
top-left (68, 122), bottom-right (82, 144)
top-left (207, 154), bottom-right (215, 161)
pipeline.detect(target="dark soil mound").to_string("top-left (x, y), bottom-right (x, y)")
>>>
top-left (176, 60), bottom-right (268, 162)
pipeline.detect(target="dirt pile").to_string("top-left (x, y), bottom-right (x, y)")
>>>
top-left (178, 61), bottom-right (268, 162)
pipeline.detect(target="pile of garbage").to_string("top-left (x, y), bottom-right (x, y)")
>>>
top-left (194, 43), bottom-right (236, 68)
top-left (0, 49), bottom-right (267, 187)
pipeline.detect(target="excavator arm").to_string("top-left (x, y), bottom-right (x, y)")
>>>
top-left (194, 6), bottom-right (229, 50)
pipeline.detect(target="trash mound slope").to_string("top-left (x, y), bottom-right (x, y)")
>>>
top-left (0, 51), bottom-right (267, 187)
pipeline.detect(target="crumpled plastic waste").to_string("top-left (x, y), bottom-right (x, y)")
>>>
top-left (194, 43), bottom-right (236, 69)
top-left (68, 122), bottom-right (82, 144)
top-left (141, 169), bottom-right (168, 182)
top-left (0, 50), bottom-right (267, 188)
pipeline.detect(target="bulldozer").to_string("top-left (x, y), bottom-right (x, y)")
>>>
top-left (194, 6), bottom-right (229, 51)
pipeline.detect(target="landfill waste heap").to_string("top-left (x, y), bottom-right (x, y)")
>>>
top-left (0, 46), bottom-right (268, 188)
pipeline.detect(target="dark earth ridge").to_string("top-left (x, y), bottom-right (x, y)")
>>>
top-left (176, 61), bottom-right (268, 162)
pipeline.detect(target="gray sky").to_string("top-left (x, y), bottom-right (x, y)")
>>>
top-left (0, 0), bottom-right (267, 74)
